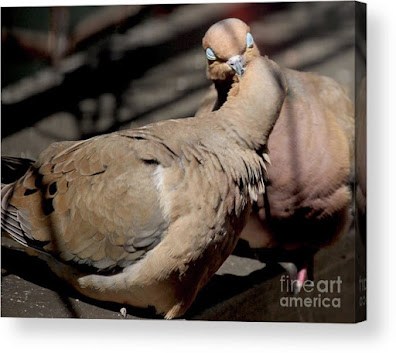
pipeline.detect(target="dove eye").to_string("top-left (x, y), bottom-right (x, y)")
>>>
top-left (206, 48), bottom-right (216, 61)
top-left (246, 32), bottom-right (254, 48)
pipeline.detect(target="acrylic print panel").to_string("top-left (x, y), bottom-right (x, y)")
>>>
top-left (1, 1), bottom-right (366, 322)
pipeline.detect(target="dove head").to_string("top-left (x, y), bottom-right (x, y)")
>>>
top-left (202, 18), bottom-right (261, 81)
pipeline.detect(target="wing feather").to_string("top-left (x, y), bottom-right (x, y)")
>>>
top-left (2, 134), bottom-right (171, 272)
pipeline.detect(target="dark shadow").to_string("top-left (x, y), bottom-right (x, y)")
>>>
top-left (1, 245), bottom-right (164, 319)
top-left (1, 156), bottom-right (34, 183)
top-left (1, 243), bottom-right (282, 320)
top-left (184, 263), bottom-right (283, 318)
top-left (1, 245), bottom-right (81, 318)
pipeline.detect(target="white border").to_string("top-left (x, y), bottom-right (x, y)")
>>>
top-left (1, 0), bottom-right (395, 352)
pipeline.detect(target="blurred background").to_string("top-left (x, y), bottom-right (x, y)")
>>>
top-left (2, 2), bottom-right (358, 157)
top-left (1, 2), bottom-right (365, 321)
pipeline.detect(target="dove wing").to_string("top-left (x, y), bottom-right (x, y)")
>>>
top-left (2, 133), bottom-right (171, 272)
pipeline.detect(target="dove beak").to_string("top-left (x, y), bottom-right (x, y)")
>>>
top-left (227, 55), bottom-right (246, 76)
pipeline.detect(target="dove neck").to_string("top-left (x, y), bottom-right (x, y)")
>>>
top-left (215, 61), bottom-right (287, 151)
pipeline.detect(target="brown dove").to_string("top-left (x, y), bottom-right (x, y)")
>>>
top-left (1, 56), bottom-right (287, 319)
top-left (196, 18), bottom-right (354, 292)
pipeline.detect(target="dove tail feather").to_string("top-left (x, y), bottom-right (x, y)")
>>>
top-left (1, 182), bottom-right (49, 253)
top-left (2, 156), bottom-right (35, 184)
top-left (1, 183), bottom-right (27, 246)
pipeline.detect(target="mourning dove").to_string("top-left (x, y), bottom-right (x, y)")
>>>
top-left (197, 18), bottom-right (354, 292)
top-left (1, 56), bottom-right (287, 318)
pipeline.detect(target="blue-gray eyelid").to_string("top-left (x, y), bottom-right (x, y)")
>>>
top-left (246, 32), bottom-right (254, 48)
top-left (206, 48), bottom-right (216, 60)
